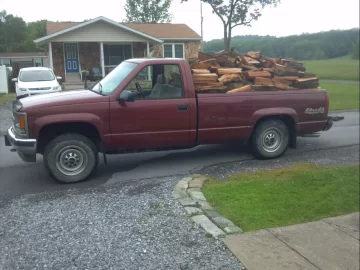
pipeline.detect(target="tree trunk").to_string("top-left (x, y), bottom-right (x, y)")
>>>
top-left (223, 24), bottom-right (228, 50)
top-left (225, 24), bottom-right (232, 51)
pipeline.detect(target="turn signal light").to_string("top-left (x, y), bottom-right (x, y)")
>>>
top-left (19, 115), bottom-right (25, 129)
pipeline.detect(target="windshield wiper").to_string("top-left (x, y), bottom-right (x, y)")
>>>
top-left (99, 83), bottom-right (103, 94)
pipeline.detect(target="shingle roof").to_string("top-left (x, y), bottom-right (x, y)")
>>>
top-left (46, 20), bottom-right (201, 39)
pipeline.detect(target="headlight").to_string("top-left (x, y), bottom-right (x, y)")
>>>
top-left (53, 86), bottom-right (61, 90)
top-left (19, 88), bottom-right (27, 91)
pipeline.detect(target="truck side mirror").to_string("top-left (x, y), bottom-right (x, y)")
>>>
top-left (117, 90), bottom-right (135, 102)
top-left (12, 78), bottom-right (18, 82)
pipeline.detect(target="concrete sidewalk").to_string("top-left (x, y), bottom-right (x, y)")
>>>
top-left (223, 212), bottom-right (359, 270)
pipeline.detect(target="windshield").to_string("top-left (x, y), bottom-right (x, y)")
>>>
top-left (19, 70), bottom-right (55, 82)
top-left (92, 61), bottom-right (138, 95)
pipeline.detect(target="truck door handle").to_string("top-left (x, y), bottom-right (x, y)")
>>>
top-left (178, 105), bottom-right (188, 111)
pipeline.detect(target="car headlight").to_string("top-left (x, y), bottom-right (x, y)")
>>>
top-left (19, 88), bottom-right (27, 91)
top-left (53, 86), bottom-right (61, 90)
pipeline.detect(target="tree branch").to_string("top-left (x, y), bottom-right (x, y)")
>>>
top-left (210, 3), bottom-right (226, 24)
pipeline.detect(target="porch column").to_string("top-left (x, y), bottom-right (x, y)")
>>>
top-left (100, 42), bottom-right (105, 77)
top-left (147, 42), bottom-right (151, 81)
top-left (48, 42), bottom-right (53, 70)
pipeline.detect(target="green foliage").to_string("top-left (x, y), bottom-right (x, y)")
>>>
top-left (202, 164), bottom-right (360, 231)
top-left (203, 28), bottom-right (360, 60)
top-left (351, 43), bottom-right (359, 60)
top-left (0, 10), bottom-right (47, 52)
top-left (124, 0), bottom-right (173, 23)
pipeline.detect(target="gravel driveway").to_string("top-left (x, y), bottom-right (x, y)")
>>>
top-left (0, 104), bottom-right (12, 135)
top-left (0, 176), bottom-right (243, 269)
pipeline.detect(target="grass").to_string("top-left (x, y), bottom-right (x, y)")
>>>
top-left (0, 93), bottom-right (16, 106)
top-left (202, 164), bottom-right (360, 232)
top-left (319, 82), bottom-right (359, 110)
top-left (302, 56), bottom-right (359, 81)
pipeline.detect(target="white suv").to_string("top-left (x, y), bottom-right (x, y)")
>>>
top-left (12, 67), bottom-right (63, 98)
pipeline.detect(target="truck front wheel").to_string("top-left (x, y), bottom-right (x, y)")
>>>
top-left (44, 134), bottom-right (98, 183)
top-left (251, 119), bottom-right (290, 159)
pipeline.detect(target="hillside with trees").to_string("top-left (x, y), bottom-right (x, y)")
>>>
top-left (203, 28), bottom-right (360, 60)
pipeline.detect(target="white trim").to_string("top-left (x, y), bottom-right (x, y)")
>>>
top-left (147, 42), bottom-right (151, 80)
top-left (77, 42), bottom-right (82, 80)
top-left (48, 42), bottom-right (53, 70)
top-left (0, 56), bottom-right (47, 59)
top-left (62, 43), bottom-right (67, 80)
top-left (100, 42), bottom-right (105, 77)
top-left (160, 38), bottom-right (201, 41)
top-left (34, 16), bottom-right (163, 44)
top-left (162, 43), bottom-right (185, 59)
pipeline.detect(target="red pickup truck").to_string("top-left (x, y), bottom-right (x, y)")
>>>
top-left (4, 58), bottom-right (341, 183)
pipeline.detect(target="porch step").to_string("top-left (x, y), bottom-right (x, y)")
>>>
top-left (66, 73), bottom-right (82, 83)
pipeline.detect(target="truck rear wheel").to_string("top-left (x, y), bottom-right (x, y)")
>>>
top-left (43, 134), bottom-right (98, 183)
top-left (251, 119), bottom-right (289, 159)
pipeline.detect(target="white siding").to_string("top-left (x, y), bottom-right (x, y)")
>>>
top-left (51, 21), bottom-right (150, 43)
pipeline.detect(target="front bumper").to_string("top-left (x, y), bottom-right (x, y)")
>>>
top-left (4, 127), bottom-right (37, 162)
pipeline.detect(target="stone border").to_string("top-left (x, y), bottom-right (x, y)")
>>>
top-left (173, 174), bottom-right (243, 238)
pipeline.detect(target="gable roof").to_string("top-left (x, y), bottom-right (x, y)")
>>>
top-left (42, 17), bottom-right (201, 43)
top-left (34, 16), bottom-right (164, 44)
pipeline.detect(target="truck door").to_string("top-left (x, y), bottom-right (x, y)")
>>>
top-left (109, 63), bottom-right (191, 149)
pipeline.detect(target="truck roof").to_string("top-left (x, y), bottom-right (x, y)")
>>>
top-left (126, 58), bottom-right (186, 64)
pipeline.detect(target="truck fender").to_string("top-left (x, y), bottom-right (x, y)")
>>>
top-left (250, 107), bottom-right (299, 127)
top-left (33, 113), bottom-right (104, 139)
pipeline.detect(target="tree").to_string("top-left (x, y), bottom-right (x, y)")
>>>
top-left (124, 0), bottom-right (173, 23)
top-left (23, 20), bottom-right (47, 51)
top-left (0, 11), bottom-right (27, 52)
top-left (183, 0), bottom-right (279, 50)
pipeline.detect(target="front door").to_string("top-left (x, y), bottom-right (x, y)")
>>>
top-left (109, 63), bottom-right (191, 150)
top-left (64, 43), bottom-right (79, 73)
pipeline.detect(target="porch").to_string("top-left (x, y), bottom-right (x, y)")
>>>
top-left (49, 41), bottom-right (155, 88)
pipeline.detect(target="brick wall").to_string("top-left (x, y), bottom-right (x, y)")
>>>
top-left (79, 42), bottom-right (100, 73)
top-left (52, 42), bottom-right (64, 79)
top-left (133, 42), bottom-right (147, 58)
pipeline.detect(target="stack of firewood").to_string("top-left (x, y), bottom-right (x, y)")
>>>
top-left (190, 50), bottom-right (320, 93)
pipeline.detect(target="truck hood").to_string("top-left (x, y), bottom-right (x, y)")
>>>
top-left (19, 90), bottom-right (107, 111)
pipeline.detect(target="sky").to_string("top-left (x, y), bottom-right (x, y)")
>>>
top-left (1, 0), bottom-right (359, 41)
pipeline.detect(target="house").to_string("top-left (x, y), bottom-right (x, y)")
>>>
top-left (0, 52), bottom-right (48, 69)
top-left (33, 16), bottom-right (202, 86)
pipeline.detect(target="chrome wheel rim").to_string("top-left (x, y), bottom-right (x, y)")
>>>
top-left (56, 145), bottom-right (88, 176)
top-left (261, 127), bottom-right (282, 153)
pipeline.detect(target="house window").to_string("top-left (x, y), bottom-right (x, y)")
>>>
top-left (1, 59), bottom-right (11, 67)
top-left (163, 44), bottom-right (184, 58)
top-left (34, 58), bottom-right (43, 67)
top-left (103, 44), bottom-right (132, 66)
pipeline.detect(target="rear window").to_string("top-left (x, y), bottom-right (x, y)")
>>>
top-left (19, 70), bottom-right (55, 82)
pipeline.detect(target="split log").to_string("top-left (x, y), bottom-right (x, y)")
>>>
top-left (195, 82), bottom-right (227, 91)
top-left (274, 83), bottom-right (297, 90)
top-left (217, 68), bottom-right (242, 75)
top-left (273, 76), bottom-right (299, 81)
top-left (302, 72), bottom-right (317, 78)
top-left (191, 69), bottom-right (210, 74)
top-left (240, 63), bottom-right (258, 70)
top-left (227, 85), bottom-right (252, 93)
top-left (254, 77), bottom-right (274, 86)
top-left (252, 85), bottom-right (277, 91)
top-left (245, 70), bottom-right (272, 79)
top-left (192, 73), bottom-right (218, 83)
top-left (274, 64), bottom-right (298, 75)
top-left (272, 77), bottom-right (293, 85)
top-left (218, 74), bottom-right (242, 84)
top-left (191, 59), bottom-right (219, 69)
top-left (246, 51), bottom-right (262, 60)
top-left (293, 77), bottom-right (319, 89)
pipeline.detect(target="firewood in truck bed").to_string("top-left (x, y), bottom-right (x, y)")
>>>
top-left (191, 69), bottom-right (210, 74)
top-left (192, 73), bottom-right (218, 83)
top-left (218, 74), bottom-right (242, 84)
top-left (216, 68), bottom-right (243, 75)
top-left (254, 77), bottom-right (274, 86)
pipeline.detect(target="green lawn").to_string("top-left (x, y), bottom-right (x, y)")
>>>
top-left (303, 56), bottom-right (359, 81)
top-left (319, 82), bottom-right (359, 110)
top-left (202, 164), bottom-right (360, 232)
top-left (0, 93), bottom-right (16, 106)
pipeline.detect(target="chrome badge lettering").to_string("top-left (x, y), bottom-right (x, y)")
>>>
top-left (305, 107), bottom-right (325, 114)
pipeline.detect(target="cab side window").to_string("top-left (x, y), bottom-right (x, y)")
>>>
top-left (125, 64), bottom-right (184, 100)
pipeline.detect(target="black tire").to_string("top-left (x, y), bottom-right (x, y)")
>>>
top-left (43, 133), bottom-right (98, 183)
top-left (251, 119), bottom-right (290, 159)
